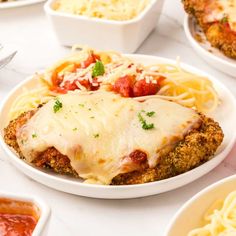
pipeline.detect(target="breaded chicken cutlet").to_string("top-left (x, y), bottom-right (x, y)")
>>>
top-left (4, 109), bottom-right (223, 185)
top-left (183, 0), bottom-right (236, 59)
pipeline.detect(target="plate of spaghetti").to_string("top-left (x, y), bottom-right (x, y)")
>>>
top-left (0, 47), bottom-right (235, 199)
top-left (166, 174), bottom-right (236, 236)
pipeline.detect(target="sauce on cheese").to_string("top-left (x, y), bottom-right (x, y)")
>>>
top-left (205, 0), bottom-right (236, 31)
top-left (16, 91), bottom-right (200, 184)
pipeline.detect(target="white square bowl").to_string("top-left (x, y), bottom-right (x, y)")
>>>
top-left (0, 192), bottom-right (51, 236)
top-left (44, 0), bottom-right (164, 53)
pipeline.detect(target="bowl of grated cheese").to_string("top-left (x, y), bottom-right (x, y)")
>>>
top-left (44, 0), bottom-right (164, 53)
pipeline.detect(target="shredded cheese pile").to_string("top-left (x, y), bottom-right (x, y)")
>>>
top-left (52, 0), bottom-right (150, 21)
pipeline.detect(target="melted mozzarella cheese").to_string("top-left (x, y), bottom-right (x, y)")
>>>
top-left (205, 0), bottom-right (236, 31)
top-left (16, 91), bottom-right (200, 185)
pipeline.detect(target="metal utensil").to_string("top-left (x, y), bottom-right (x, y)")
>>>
top-left (0, 44), bottom-right (17, 69)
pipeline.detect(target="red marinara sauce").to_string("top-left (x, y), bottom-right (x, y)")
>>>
top-left (0, 198), bottom-right (39, 236)
top-left (0, 213), bottom-right (37, 236)
top-left (112, 75), bottom-right (165, 97)
top-left (49, 54), bottom-right (166, 98)
top-left (50, 53), bottom-right (101, 94)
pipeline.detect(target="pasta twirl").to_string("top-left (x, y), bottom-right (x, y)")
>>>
top-left (9, 46), bottom-right (219, 121)
top-left (188, 191), bottom-right (236, 236)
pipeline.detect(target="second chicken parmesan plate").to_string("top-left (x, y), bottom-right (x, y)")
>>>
top-left (0, 50), bottom-right (235, 199)
top-left (184, 15), bottom-right (236, 77)
top-left (183, 0), bottom-right (236, 59)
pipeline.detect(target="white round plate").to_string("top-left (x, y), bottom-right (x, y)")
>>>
top-left (0, 0), bottom-right (44, 9)
top-left (166, 174), bottom-right (236, 236)
top-left (0, 54), bottom-right (236, 199)
top-left (184, 15), bottom-right (236, 77)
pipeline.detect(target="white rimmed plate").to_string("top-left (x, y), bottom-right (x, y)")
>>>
top-left (166, 174), bottom-right (236, 236)
top-left (0, 0), bottom-right (44, 9)
top-left (0, 54), bottom-right (236, 199)
top-left (184, 15), bottom-right (236, 77)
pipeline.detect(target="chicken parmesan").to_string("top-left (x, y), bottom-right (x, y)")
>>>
top-left (4, 91), bottom-right (223, 185)
top-left (183, 0), bottom-right (236, 59)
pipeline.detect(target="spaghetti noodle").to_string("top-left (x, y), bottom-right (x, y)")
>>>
top-left (9, 75), bottom-right (55, 121)
top-left (9, 46), bottom-right (219, 120)
top-left (188, 190), bottom-right (236, 236)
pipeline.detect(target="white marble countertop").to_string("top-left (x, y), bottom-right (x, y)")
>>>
top-left (0, 0), bottom-right (236, 235)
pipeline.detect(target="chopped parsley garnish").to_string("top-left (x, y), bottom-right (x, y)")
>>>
top-left (78, 103), bottom-right (85, 107)
top-left (93, 133), bottom-right (100, 138)
top-left (90, 116), bottom-right (95, 119)
top-left (138, 113), bottom-right (155, 130)
top-left (221, 16), bottom-right (228, 23)
top-left (53, 99), bottom-right (63, 113)
top-left (146, 111), bottom-right (155, 117)
top-left (73, 128), bottom-right (78, 131)
top-left (32, 133), bottom-right (37, 138)
top-left (92, 61), bottom-right (105, 78)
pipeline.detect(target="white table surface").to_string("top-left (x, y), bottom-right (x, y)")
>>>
top-left (0, 1), bottom-right (236, 235)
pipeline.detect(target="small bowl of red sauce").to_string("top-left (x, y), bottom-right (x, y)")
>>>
top-left (0, 192), bottom-right (50, 236)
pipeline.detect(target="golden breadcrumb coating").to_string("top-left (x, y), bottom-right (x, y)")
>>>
top-left (183, 0), bottom-right (236, 59)
top-left (4, 110), bottom-right (223, 185)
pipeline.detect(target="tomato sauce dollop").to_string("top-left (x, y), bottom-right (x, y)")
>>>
top-left (0, 213), bottom-right (37, 236)
top-left (112, 75), bottom-right (165, 97)
top-left (50, 54), bottom-right (166, 97)
top-left (50, 54), bottom-right (101, 94)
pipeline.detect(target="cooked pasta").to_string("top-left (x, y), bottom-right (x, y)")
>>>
top-left (188, 190), bottom-right (236, 236)
top-left (52, 0), bottom-right (150, 21)
top-left (137, 62), bottom-right (219, 113)
top-left (9, 76), bottom-right (55, 121)
top-left (8, 46), bottom-right (219, 121)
